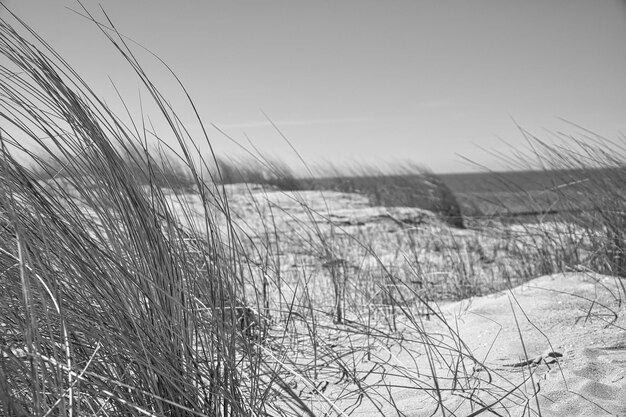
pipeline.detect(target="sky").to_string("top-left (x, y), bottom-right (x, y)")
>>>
top-left (3, 1), bottom-right (626, 173)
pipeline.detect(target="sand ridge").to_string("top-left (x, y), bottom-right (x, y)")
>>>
top-left (324, 273), bottom-right (626, 416)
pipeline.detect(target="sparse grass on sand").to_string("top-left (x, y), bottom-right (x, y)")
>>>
top-left (1, 7), bottom-right (625, 417)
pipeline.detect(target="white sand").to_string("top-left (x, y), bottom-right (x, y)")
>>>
top-left (322, 273), bottom-right (626, 416)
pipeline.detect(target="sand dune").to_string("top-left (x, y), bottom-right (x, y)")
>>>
top-left (340, 273), bottom-right (626, 416)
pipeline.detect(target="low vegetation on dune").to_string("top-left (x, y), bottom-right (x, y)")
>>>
top-left (1, 9), bottom-right (625, 417)
top-left (196, 156), bottom-right (467, 229)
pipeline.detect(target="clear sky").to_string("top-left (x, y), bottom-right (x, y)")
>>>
top-left (4, 1), bottom-right (626, 173)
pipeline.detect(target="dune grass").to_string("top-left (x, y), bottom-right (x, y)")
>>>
top-left (499, 128), bottom-right (626, 296)
top-left (0, 6), bottom-right (624, 417)
top-left (0, 11), bottom-right (311, 416)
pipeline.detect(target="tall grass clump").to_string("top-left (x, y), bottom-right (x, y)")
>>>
top-left (485, 126), bottom-right (626, 297)
top-left (531, 132), bottom-right (626, 287)
top-left (0, 10), bottom-right (310, 417)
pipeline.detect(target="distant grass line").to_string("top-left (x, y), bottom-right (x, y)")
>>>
top-left (38, 138), bottom-right (626, 228)
top-left (31, 148), bottom-right (466, 229)
top-left (38, 147), bottom-right (626, 225)
top-left (210, 156), bottom-right (466, 228)
top-left (209, 157), bottom-right (626, 226)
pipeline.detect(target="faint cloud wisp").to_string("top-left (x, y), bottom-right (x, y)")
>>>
top-left (215, 117), bottom-right (372, 130)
